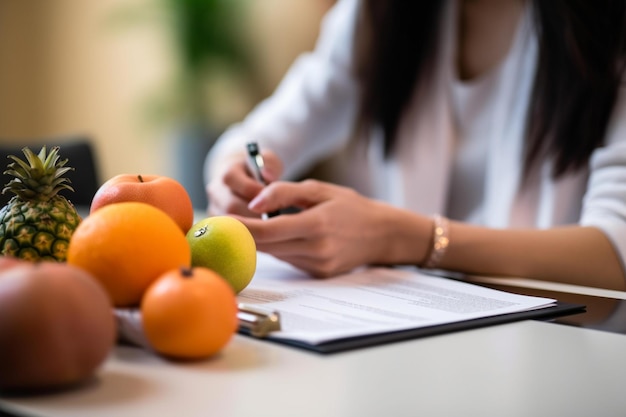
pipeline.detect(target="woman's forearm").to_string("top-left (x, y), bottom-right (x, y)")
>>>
top-left (442, 222), bottom-right (626, 291)
top-left (378, 206), bottom-right (625, 290)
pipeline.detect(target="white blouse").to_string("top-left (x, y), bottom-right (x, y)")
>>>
top-left (206, 0), bottom-right (626, 276)
top-left (448, 76), bottom-right (495, 224)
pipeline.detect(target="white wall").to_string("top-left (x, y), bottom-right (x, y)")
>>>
top-left (0, 0), bottom-right (333, 202)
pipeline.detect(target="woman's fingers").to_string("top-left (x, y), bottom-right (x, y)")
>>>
top-left (207, 147), bottom-right (288, 215)
top-left (237, 179), bottom-right (395, 277)
top-left (207, 159), bottom-right (266, 217)
top-left (237, 209), bottom-right (326, 243)
top-left (248, 179), bottom-right (332, 214)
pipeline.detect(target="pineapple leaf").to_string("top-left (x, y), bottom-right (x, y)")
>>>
top-left (6, 156), bottom-right (33, 177)
top-left (22, 148), bottom-right (45, 175)
top-left (37, 146), bottom-right (48, 162)
top-left (43, 147), bottom-right (62, 169)
top-left (54, 167), bottom-right (73, 179)
top-left (1, 145), bottom-right (75, 202)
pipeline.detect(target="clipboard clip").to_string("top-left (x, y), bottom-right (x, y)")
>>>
top-left (238, 303), bottom-right (281, 338)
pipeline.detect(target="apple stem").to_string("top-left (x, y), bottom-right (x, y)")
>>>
top-left (137, 174), bottom-right (144, 183)
top-left (180, 266), bottom-right (193, 278)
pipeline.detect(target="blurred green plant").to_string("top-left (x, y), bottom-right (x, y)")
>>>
top-left (108, 0), bottom-right (249, 128)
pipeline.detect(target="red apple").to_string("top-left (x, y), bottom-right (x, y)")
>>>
top-left (0, 256), bottom-right (22, 273)
top-left (90, 174), bottom-right (194, 233)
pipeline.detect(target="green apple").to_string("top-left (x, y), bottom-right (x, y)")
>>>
top-left (185, 216), bottom-right (256, 293)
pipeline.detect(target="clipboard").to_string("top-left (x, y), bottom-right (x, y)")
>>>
top-left (114, 301), bottom-right (584, 355)
top-left (238, 301), bottom-right (585, 354)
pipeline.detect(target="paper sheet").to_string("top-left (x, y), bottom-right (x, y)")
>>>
top-left (239, 253), bottom-right (556, 345)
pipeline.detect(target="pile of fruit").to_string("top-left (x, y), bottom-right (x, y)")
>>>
top-left (0, 146), bottom-right (257, 393)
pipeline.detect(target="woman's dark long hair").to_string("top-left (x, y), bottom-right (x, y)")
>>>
top-left (355, 0), bottom-right (626, 179)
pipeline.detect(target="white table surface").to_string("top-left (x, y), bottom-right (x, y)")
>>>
top-left (3, 212), bottom-right (625, 417)
top-left (2, 317), bottom-right (626, 417)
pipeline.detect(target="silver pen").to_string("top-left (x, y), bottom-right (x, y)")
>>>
top-left (246, 142), bottom-right (269, 185)
top-left (246, 142), bottom-right (280, 219)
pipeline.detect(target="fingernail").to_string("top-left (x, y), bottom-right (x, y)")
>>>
top-left (248, 195), bottom-right (264, 210)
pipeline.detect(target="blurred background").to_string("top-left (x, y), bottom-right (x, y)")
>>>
top-left (0, 0), bottom-right (335, 208)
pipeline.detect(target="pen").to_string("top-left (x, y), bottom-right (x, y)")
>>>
top-left (246, 142), bottom-right (280, 219)
top-left (246, 142), bottom-right (269, 185)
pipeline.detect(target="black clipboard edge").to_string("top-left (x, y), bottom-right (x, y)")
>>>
top-left (239, 301), bottom-right (585, 354)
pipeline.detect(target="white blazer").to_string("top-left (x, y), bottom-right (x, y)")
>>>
top-left (206, 0), bottom-right (626, 272)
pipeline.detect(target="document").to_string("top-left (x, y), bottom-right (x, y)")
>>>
top-left (115, 253), bottom-right (583, 354)
top-left (238, 253), bottom-right (571, 350)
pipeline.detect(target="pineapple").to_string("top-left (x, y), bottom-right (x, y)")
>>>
top-left (0, 146), bottom-right (81, 262)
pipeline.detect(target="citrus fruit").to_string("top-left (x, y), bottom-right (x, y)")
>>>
top-left (67, 202), bottom-right (191, 307)
top-left (141, 266), bottom-right (238, 360)
top-left (90, 174), bottom-right (194, 233)
top-left (186, 216), bottom-right (256, 293)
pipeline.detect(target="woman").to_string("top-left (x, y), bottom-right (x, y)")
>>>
top-left (205, 0), bottom-right (626, 290)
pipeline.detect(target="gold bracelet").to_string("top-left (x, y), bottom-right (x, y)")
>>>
top-left (423, 214), bottom-right (450, 269)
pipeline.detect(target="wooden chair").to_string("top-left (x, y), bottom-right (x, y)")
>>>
top-left (0, 138), bottom-right (100, 208)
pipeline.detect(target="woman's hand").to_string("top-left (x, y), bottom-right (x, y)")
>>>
top-left (206, 150), bottom-right (283, 217)
top-left (238, 179), bottom-right (432, 277)
top-left (234, 180), bottom-right (626, 290)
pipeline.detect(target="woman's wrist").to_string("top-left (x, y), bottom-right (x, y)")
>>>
top-left (421, 214), bottom-right (450, 269)
top-left (371, 205), bottom-right (432, 266)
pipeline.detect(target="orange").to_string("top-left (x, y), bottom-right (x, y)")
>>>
top-left (67, 202), bottom-right (191, 307)
top-left (90, 174), bottom-right (194, 233)
top-left (141, 266), bottom-right (238, 360)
